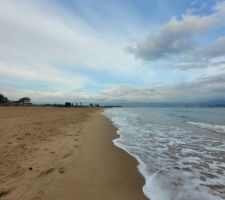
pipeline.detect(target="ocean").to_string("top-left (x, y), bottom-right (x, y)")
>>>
top-left (103, 107), bottom-right (225, 200)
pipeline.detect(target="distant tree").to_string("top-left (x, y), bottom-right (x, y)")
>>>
top-left (0, 94), bottom-right (9, 103)
top-left (17, 97), bottom-right (31, 104)
top-left (75, 102), bottom-right (78, 107)
top-left (65, 102), bottom-right (72, 107)
top-left (95, 104), bottom-right (99, 107)
top-left (90, 103), bottom-right (94, 107)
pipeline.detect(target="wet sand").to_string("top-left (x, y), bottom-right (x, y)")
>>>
top-left (0, 107), bottom-right (147, 200)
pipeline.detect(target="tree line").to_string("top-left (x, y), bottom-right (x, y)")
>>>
top-left (0, 93), bottom-right (100, 107)
top-left (0, 94), bottom-right (31, 104)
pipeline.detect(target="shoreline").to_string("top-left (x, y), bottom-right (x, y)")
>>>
top-left (103, 111), bottom-right (151, 200)
top-left (0, 107), bottom-right (148, 200)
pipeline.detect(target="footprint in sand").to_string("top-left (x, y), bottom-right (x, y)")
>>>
top-left (25, 132), bottom-right (30, 136)
top-left (74, 145), bottom-right (80, 148)
top-left (39, 168), bottom-right (55, 177)
top-left (75, 132), bottom-right (80, 136)
top-left (62, 150), bottom-right (73, 158)
top-left (74, 138), bottom-right (79, 142)
top-left (58, 167), bottom-right (65, 174)
top-left (0, 189), bottom-right (11, 198)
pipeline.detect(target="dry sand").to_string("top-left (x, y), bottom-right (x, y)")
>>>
top-left (0, 107), bottom-right (148, 200)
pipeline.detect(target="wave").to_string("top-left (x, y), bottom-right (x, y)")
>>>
top-left (186, 121), bottom-right (225, 134)
top-left (103, 108), bottom-right (225, 200)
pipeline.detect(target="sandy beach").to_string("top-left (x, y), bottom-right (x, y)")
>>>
top-left (0, 107), bottom-right (147, 200)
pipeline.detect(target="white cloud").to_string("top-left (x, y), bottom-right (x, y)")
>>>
top-left (1, 0), bottom-right (225, 102)
top-left (2, 73), bottom-right (225, 102)
top-left (0, 0), bottom-right (140, 89)
top-left (214, 1), bottom-right (225, 12)
top-left (0, 62), bottom-right (86, 90)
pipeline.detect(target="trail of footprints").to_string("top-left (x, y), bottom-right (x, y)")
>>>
top-left (73, 130), bottom-right (81, 149)
top-left (0, 129), bottom-right (82, 200)
top-left (33, 129), bottom-right (81, 200)
top-left (37, 129), bottom-right (81, 178)
top-left (23, 130), bottom-right (81, 200)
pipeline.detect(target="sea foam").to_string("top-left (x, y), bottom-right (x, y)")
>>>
top-left (186, 121), bottom-right (225, 134)
top-left (103, 107), bottom-right (225, 200)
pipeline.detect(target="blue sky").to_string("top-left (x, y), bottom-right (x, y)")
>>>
top-left (0, 0), bottom-right (225, 102)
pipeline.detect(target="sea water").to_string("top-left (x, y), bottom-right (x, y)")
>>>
top-left (103, 107), bottom-right (225, 200)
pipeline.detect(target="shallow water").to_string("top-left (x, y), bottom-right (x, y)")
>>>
top-left (103, 107), bottom-right (225, 200)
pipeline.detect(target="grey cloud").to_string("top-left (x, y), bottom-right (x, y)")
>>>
top-left (99, 74), bottom-right (225, 101)
top-left (172, 37), bottom-right (225, 70)
top-left (100, 85), bottom-right (157, 101)
top-left (172, 57), bottom-right (209, 70)
top-left (129, 1), bottom-right (225, 62)
top-left (205, 37), bottom-right (225, 58)
top-left (2, 74), bottom-right (225, 102)
top-left (161, 75), bottom-right (225, 100)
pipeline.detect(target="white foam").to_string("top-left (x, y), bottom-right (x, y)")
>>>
top-left (186, 121), bottom-right (225, 134)
top-left (102, 108), bottom-right (225, 200)
top-left (180, 156), bottom-right (200, 164)
top-left (181, 148), bottom-right (197, 154)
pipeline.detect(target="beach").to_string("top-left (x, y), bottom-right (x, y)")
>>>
top-left (0, 107), bottom-right (147, 200)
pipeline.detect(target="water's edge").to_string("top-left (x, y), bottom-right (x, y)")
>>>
top-left (101, 107), bottom-right (225, 200)
top-left (101, 111), bottom-right (151, 200)
top-left (113, 136), bottom-right (152, 200)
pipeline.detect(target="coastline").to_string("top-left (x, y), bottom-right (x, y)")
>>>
top-left (0, 107), bottom-right (147, 200)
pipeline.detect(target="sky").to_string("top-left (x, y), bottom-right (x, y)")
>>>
top-left (0, 0), bottom-right (225, 103)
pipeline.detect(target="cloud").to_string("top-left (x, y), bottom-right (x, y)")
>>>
top-left (1, 0), bottom-right (225, 103)
top-left (0, 84), bottom-right (157, 102)
top-left (172, 36), bottom-right (225, 70)
top-left (98, 72), bottom-right (225, 101)
top-left (160, 75), bottom-right (225, 100)
top-left (3, 73), bottom-right (225, 102)
top-left (0, 86), bottom-right (108, 103)
top-left (0, 62), bottom-right (87, 91)
top-left (205, 37), bottom-right (225, 58)
top-left (214, 1), bottom-right (225, 12)
top-left (108, 75), bottom-right (225, 101)
top-left (0, 0), bottom-right (141, 92)
top-left (99, 84), bottom-right (157, 101)
top-left (129, 1), bottom-right (225, 61)
top-left (0, 0), bottom-right (139, 70)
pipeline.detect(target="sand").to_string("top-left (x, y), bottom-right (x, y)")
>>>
top-left (0, 107), bottom-right (148, 200)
